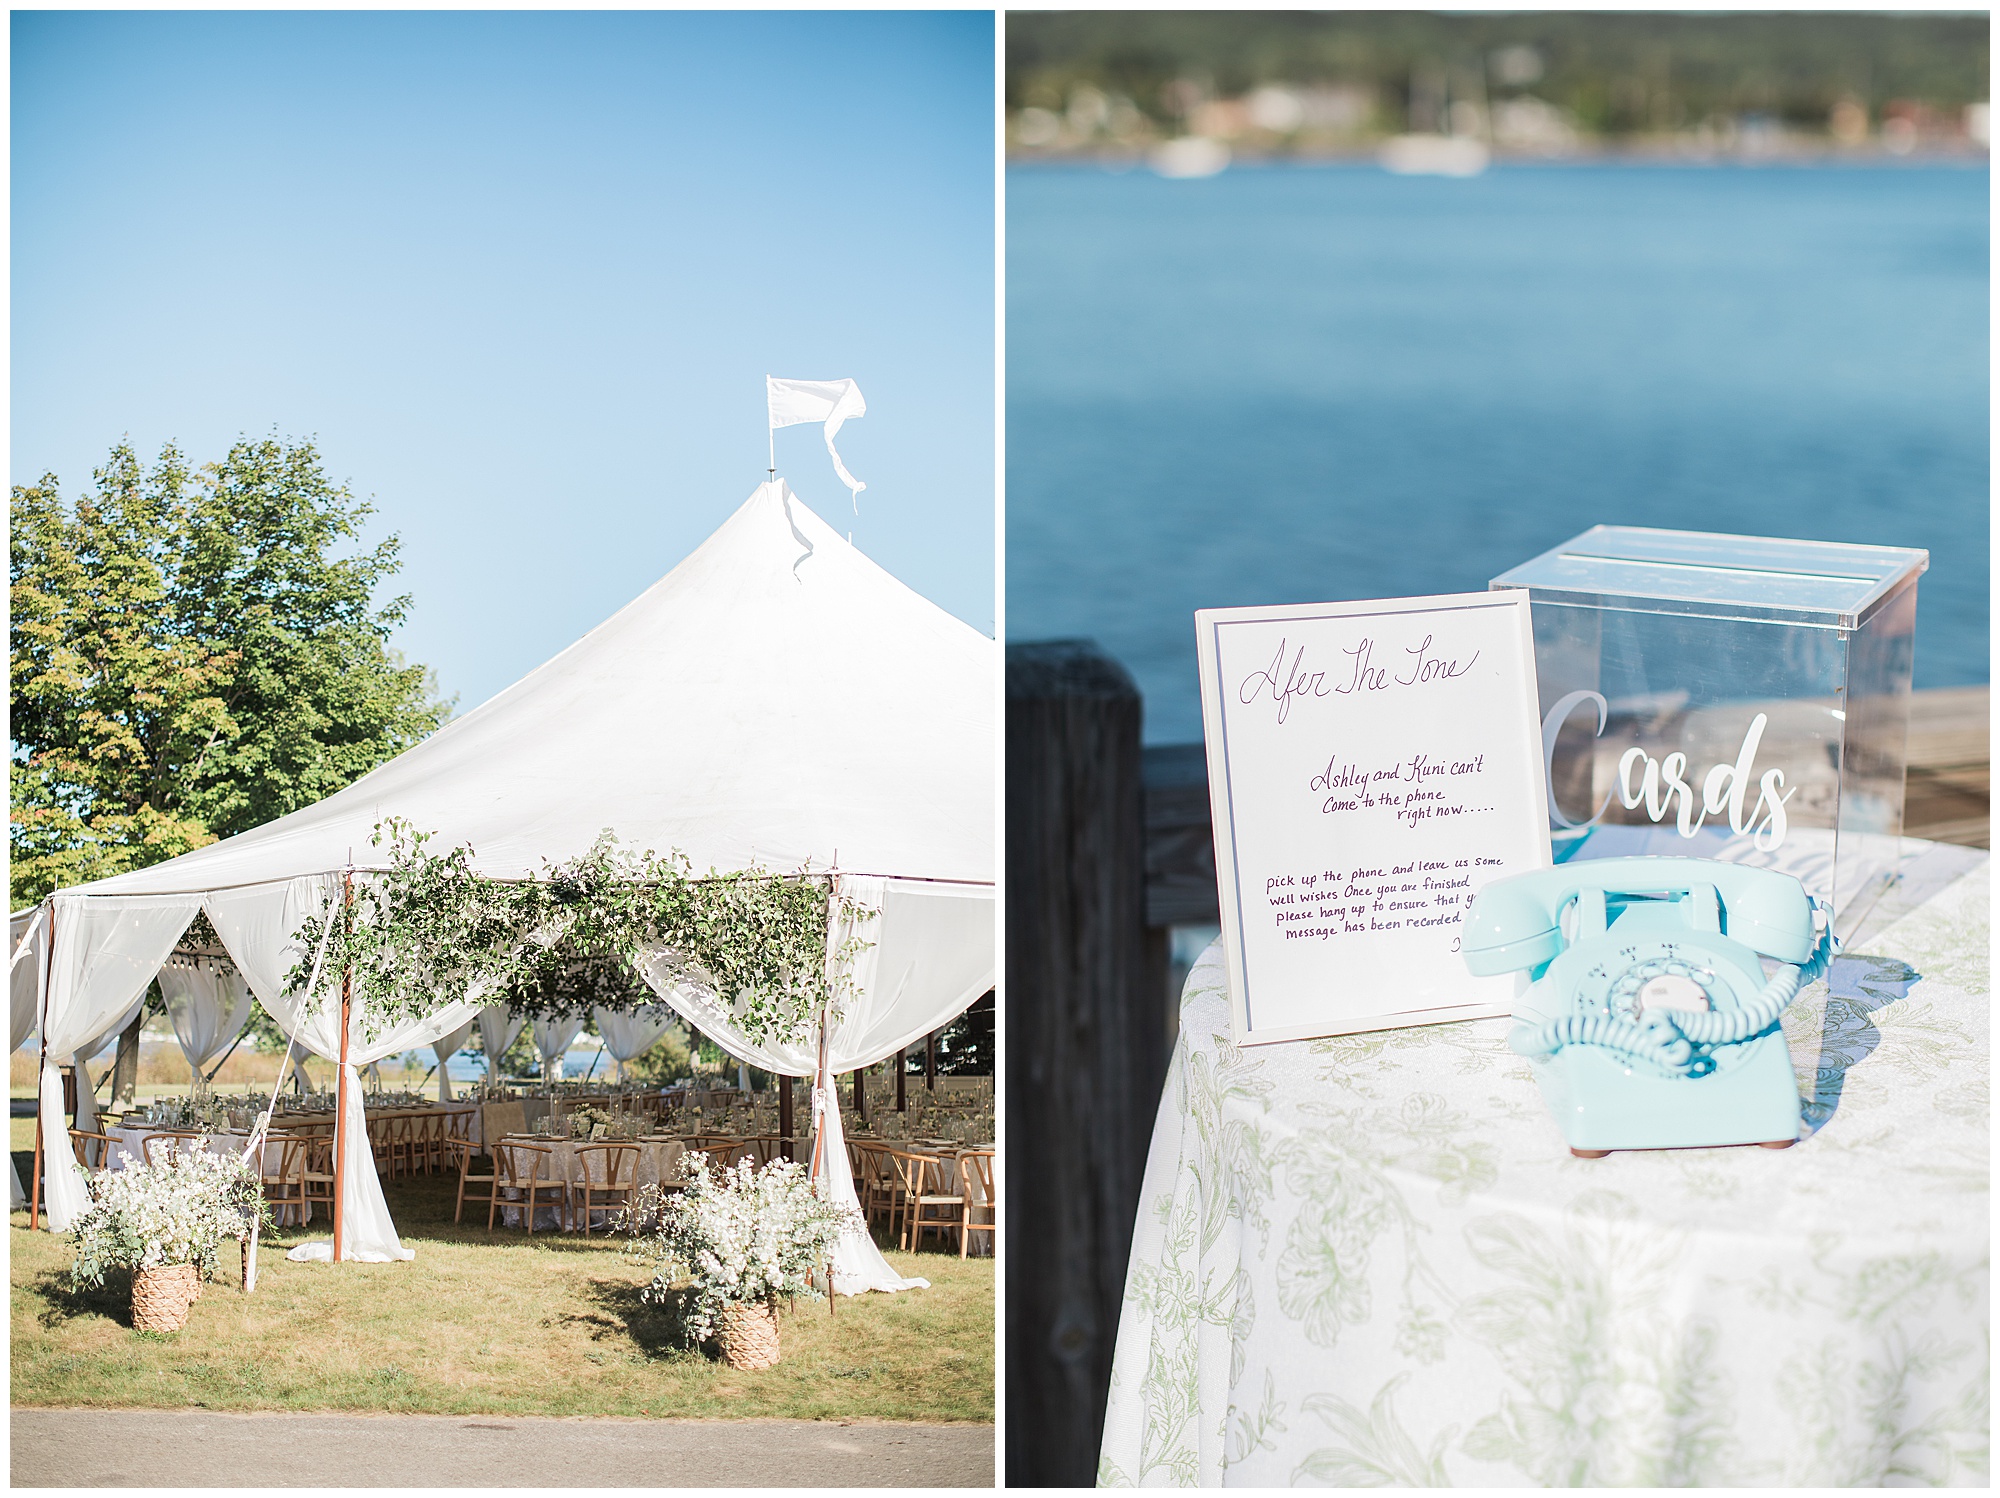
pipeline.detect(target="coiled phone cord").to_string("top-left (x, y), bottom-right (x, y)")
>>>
top-left (1508, 910), bottom-right (1838, 1077)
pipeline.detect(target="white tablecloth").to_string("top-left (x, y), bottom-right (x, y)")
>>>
top-left (1100, 849), bottom-right (1989, 1487)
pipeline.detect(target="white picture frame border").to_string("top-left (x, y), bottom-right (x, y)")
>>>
top-left (1195, 590), bottom-right (1552, 1047)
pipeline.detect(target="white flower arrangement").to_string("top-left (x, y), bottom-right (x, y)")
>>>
top-left (569, 1103), bottom-right (615, 1137)
top-left (633, 1156), bottom-right (861, 1346)
top-left (70, 1139), bottom-right (270, 1290)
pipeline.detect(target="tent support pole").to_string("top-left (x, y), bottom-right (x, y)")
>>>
top-left (333, 870), bottom-right (352, 1265)
top-left (896, 1048), bottom-right (906, 1113)
top-left (30, 900), bottom-right (55, 1233)
top-left (778, 1075), bottom-right (794, 1163)
top-left (809, 998), bottom-right (834, 1317)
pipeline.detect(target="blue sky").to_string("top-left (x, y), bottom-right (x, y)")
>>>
top-left (13, 10), bottom-right (995, 714)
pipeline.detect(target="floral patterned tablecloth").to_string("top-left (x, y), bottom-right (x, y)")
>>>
top-left (1100, 855), bottom-right (1988, 1487)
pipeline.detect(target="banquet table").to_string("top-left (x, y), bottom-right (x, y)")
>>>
top-left (495, 1134), bottom-right (689, 1230)
top-left (1099, 845), bottom-right (1988, 1488)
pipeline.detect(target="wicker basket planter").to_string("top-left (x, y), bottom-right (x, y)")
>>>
top-left (131, 1264), bottom-right (200, 1333)
top-left (714, 1298), bottom-right (782, 1370)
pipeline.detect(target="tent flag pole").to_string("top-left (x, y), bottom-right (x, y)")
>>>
top-left (30, 899), bottom-right (53, 1232)
top-left (333, 867), bottom-right (353, 1265)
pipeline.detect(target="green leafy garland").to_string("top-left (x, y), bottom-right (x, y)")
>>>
top-left (287, 821), bottom-right (871, 1049)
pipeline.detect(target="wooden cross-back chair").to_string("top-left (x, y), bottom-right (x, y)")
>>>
top-left (957, 1149), bottom-right (995, 1259)
top-left (854, 1141), bottom-right (907, 1240)
top-left (369, 1115), bottom-right (396, 1178)
top-left (887, 1148), bottom-right (965, 1254)
top-left (140, 1132), bottom-right (205, 1167)
top-left (447, 1132), bottom-right (499, 1225)
top-left (492, 1140), bottom-right (568, 1234)
top-left (258, 1132), bottom-right (309, 1223)
top-left (301, 1134), bottom-right (336, 1222)
top-left (571, 1144), bottom-right (640, 1235)
top-left (67, 1128), bottom-right (115, 1173)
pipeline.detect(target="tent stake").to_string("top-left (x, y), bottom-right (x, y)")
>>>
top-left (333, 870), bottom-right (352, 1264)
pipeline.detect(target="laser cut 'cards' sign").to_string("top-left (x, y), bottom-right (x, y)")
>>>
top-left (1195, 592), bottom-right (1552, 1046)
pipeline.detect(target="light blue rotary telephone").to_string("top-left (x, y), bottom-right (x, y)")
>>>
top-left (1461, 857), bottom-right (1835, 1157)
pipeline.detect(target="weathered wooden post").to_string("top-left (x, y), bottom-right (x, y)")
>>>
top-left (1006, 640), bottom-right (1167, 1488)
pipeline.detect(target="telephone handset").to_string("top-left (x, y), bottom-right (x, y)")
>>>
top-left (1460, 856), bottom-right (1834, 1157)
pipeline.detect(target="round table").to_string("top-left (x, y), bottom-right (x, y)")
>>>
top-left (1099, 852), bottom-right (1988, 1487)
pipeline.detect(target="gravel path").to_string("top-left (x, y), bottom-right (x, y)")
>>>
top-left (11, 1408), bottom-right (994, 1487)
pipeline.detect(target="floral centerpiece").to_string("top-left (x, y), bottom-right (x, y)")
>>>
top-left (70, 1139), bottom-right (270, 1333)
top-left (138, 1095), bottom-right (238, 1132)
top-left (631, 1156), bottom-right (860, 1368)
top-left (569, 1103), bottom-right (615, 1139)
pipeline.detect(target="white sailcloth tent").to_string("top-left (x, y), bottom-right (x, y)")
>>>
top-left (17, 479), bottom-right (995, 1289)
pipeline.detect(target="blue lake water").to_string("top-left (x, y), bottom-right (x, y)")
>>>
top-left (1007, 163), bottom-right (1989, 744)
top-left (389, 1046), bottom-right (609, 1083)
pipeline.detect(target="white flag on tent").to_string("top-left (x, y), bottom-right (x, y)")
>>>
top-left (766, 376), bottom-right (867, 496)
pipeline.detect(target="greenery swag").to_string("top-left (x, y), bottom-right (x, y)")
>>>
top-left (287, 820), bottom-right (871, 1049)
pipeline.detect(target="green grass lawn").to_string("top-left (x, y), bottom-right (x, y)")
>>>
top-left (11, 1170), bottom-right (993, 1422)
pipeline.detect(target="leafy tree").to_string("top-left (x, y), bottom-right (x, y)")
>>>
top-left (1008, 12), bottom-right (1989, 133)
top-left (11, 435), bottom-right (451, 906)
top-left (933, 989), bottom-right (995, 1076)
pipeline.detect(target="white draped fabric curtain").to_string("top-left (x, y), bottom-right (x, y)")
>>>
top-left (531, 1012), bottom-right (587, 1081)
top-left (431, 1018), bottom-right (476, 1102)
top-left (11, 908), bottom-right (48, 1208)
top-left (478, 1004), bottom-right (524, 1082)
top-left (592, 1003), bottom-right (678, 1080)
top-left (71, 996), bottom-right (144, 1140)
top-left (34, 892), bottom-right (207, 1229)
top-left (205, 875), bottom-right (483, 1262)
top-left (157, 958), bottom-right (255, 1082)
top-left (632, 875), bottom-right (994, 1295)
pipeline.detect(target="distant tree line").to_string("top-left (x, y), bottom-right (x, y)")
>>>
top-left (1008, 11), bottom-right (1989, 136)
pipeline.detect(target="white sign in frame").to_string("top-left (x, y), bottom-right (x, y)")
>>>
top-left (1195, 591), bottom-right (1552, 1046)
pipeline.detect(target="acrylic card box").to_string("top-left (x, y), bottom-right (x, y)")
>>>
top-left (1491, 526), bottom-right (1928, 940)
